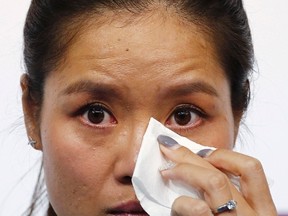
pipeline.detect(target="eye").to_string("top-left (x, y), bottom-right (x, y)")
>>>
top-left (165, 105), bottom-right (205, 129)
top-left (81, 104), bottom-right (116, 127)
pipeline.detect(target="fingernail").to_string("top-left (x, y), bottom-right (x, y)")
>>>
top-left (157, 135), bottom-right (180, 149)
top-left (196, 149), bottom-right (214, 158)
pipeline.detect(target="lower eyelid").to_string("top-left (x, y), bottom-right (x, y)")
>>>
top-left (167, 118), bottom-right (202, 128)
top-left (165, 120), bottom-right (203, 134)
top-left (79, 116), bottom-right (117, 129)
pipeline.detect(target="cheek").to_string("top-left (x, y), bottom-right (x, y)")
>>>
top-left (190, 115), bottom-right (235, 149)
top-left (208, 115), bottom-right (235, 149)
top-left (209, 123), bottom-right (234, 149)
top-left (39, 113), bottom-right (115, 213)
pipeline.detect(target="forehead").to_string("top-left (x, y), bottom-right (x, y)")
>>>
top-left (48, 11), bottom-right (228, 99)
top-left (63, 11), bottom-right (220, 71)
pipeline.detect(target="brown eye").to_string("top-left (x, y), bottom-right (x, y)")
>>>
top-left (174, 108), bottom-right (192, 126)
top-left (87, 106), bottom-right (105, 124)
top-left (166, 105), bottom-right (204, 129)
top-left (82, 104), bottom-right (116, 126)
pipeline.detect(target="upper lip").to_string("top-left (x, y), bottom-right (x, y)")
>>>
top-left (107, 200), bottom-right (148, 215)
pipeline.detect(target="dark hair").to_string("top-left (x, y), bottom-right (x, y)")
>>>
top-left (23, 0), bottom-right (254, 215)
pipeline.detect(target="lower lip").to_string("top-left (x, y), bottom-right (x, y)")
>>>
top-left (107, 201), bottom-right (149, 216)
top-left (107, 208), bottom-right (150, 216)
top-left (108, 214), bottom-right (148, 216)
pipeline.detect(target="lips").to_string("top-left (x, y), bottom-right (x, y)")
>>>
top-left (107, 201), bottom-right (148, 216)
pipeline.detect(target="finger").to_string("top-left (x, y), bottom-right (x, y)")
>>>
top-left (160, 145), bottom-right (258, 216)
top-left (227, 182), bottom-right (256, 216)
top-left (161, 163), bottom-right (236, 216)
top-left (206, 149), bottom-right (277, 215)
top-left (160, 145), bottom-right (239, 215)
top-left (159, 144), bottom-right (214, 170)
top-left (159, 144), bottom-right (268, 215)
top-left (171, 196), bottom-right (212, 216)
top-left (167, 168), bottom-right (256, 216)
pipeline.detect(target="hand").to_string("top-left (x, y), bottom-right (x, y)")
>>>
top-left (159, 145), bottom-right (277, 216)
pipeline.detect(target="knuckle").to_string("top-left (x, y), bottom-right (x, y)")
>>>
top-left (191, 201), bottom-right (211, 215)
top-left (207, 172), bottom-right (228, 191)
top-left (172, 197), bottom-right (211, 216)
top-left (178, 147), bottom-right (192, 161)
top-left (243, 157), bottom-right (263, 173)
top-left (171, 197), bottom-right (185, 216)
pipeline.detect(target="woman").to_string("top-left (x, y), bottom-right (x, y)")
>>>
top-left (21, 0), bottom-right (277, 215)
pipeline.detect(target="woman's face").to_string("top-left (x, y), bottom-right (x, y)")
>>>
top-left (36, 13), bottom-right (237, 215)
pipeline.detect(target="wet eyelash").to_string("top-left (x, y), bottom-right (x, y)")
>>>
top-left (72, 102), bottom-right (109, 117)
top-left (172, 104), bottom-right (208, 119)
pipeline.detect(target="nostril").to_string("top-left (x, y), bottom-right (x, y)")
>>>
top-left (119, 176), bottom-right (132, 185)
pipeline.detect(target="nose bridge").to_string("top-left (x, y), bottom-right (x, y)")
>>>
top-left (114, 118), bottom-right (150, 181)
top-left (131, 118), bottom-right (149, 150)
top-left (124, 118), bottom-right (149, 163)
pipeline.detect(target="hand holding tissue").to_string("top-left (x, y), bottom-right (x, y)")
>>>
top-left (132, 118), bottom-right (239, 216)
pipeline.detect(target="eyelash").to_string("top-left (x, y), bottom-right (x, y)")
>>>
top-left (73, 102), bottom-right (208, 131)
top-left (73, 101), bottom-right (99, 116)
top-left (165, 104), bottom-right (208, 132)
top-left (175, 104), bottom-right (207, 118)
top-left (74, 102), bottom-right (117, 128)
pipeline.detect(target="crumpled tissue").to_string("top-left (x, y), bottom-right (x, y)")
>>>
top-left (132, 118), bottom-right (216, 216)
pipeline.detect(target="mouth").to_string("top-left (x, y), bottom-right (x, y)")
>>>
top-left (106, 201), bottom-right (148, 216)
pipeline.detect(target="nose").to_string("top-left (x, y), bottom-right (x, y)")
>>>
top-left (113, 120), bottom-right (149, 184)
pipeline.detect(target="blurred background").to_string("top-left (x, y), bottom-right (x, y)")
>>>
top-left (0, 0), bottom-right (287, 215)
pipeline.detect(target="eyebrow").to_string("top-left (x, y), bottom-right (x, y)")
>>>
top-left (160, 81), bottom-right (219, 98)
top-left (61, 80), bottom-right (218, 102)
top-left (60, 80), bottom-right (123, 100)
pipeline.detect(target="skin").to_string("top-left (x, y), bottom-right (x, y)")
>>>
top-left (21, 11), bottom-right (277, 216)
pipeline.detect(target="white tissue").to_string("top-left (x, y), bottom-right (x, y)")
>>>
top-left (132, 118), bottom-right (216, 216)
